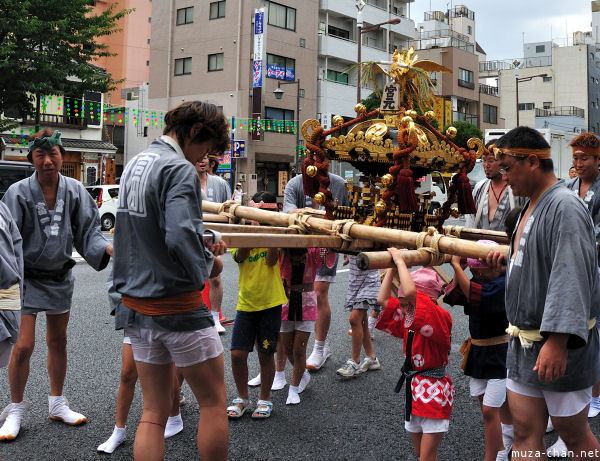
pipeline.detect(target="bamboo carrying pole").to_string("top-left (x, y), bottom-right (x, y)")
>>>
top-left (356, 250), bottom-right (452, 270)
top-left (203, 202), bottom-right (509, 259)
top-left (204, 223), bottom-right (296, 235)
top-left (442, 226), bottom-right (509, 244)
top-left (204, 213), bottom-right (230, 223)
top-left (220, 233), bottom-right (375, 250)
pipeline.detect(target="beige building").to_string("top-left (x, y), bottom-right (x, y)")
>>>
top-left (412, 5), bottom-right (504, 132)
top-left (148, 0), bottom-right (319, 199)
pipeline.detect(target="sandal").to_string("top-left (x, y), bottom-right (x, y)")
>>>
top-left (251, 400), bottom-right (273, 419)
top-left (226, 397), bottom-right (250, 419)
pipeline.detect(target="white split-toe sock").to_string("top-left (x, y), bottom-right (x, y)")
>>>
top-left (286, 385), bottom-right (300, 405)
top-left (248, 373), bottom-right (261, 387)
top-left (211, 311), bottom-right (226, 334)
top-left (164, 414), bottom-right (183, 438)
top-left (97, 426), bottom-right (127, 453)
top-left (298, 370), bottom-right (311, 393)
top-left (48, 395), bottom-right (86, 425)
top-left (0, 402), bottom-right (26, 441)
top-left (271, 371), bottom-right (287, 391)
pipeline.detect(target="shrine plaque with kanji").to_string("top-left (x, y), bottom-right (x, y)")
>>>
top-left (379, 83), bottom-right (400, 111)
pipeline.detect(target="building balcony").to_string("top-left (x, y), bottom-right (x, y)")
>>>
top-left (319, 33), bottom-right (393, 64)
top-left (319, 0), bottom-right (415, 40)
top-left (458, 79), bottom-right (475, 90)
top-left (410, 37), bottom-right (474, 53)
top-left (318, 79), bottom-right (377, 118)
top-left (23, 113), bottom-right (88, 130)
top-left (453, 111), bottom-right (478, 125)
top-left (535, 106), bottom-right (585, 118)
top-left (479, 83), bottom-right (498, 97)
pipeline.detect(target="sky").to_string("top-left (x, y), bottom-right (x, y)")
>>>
top-left (410, 0), bottom-right (593, 60)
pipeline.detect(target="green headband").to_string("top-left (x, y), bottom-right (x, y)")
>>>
top-left (27, 130), bottom-right (62, 153)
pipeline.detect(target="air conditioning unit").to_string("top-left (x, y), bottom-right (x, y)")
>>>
top-left (250, 173), bottom-right (258, 180)
top-left (239, 173), bottom-right (246, 181)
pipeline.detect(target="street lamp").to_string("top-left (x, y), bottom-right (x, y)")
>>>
top-left (273, 79), bottom-right (301, 168)
top-left (513, 60), bottom-right (547, 127)
top-left (356, 9), bottom-right (401, 103)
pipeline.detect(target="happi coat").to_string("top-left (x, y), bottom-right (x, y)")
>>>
top-left (0, 201), bottom-right (22, 344)
top-left (565, 174), bottom-right (600, 245)
top-left (2, 173), bottom-right (110, 313)
top-left (506, 181), bottom-right (600, 391)
top-left (465, 179), bottom-right (524, 231)
top-left (112, 136), bottom-right (215, 332)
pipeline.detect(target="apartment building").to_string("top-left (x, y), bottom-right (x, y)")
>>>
top-left (411, 5), bottom-right (504, 132)
top-left (148, 0), bottom-right (414, 198)
top-left (496, 41), bottom-right (600, 133)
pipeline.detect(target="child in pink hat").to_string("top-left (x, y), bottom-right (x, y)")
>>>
top-left (377, 248), bottom-right (453, 461)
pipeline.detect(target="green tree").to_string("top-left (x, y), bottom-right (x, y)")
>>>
top-left (361, 92), bottom-right (381, 112)
top-left (0, 0), bottom-right (130, 129)
top-left (443, 120), bottom-right (483, 150)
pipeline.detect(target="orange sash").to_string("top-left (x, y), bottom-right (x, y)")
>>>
top-left (122, 290), bottom-right (204, 316)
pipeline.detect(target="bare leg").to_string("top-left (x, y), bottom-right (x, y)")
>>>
top-left (479, 397), bottom-right (503, 461)
top-left (361, 312), bottom-right (375, 359)
top-left (116, 343), bottom-right (138, 428)
top-left (275, 336), bottom-right (286, 372)
top-left (180, 354), bottom-right (228, 461)
top-left (170, 368), bottom-right (180, 417)
top-left (257, 351), bottom-right (275, 401)
top-left (8, 314), bottom-right (36, 403)
top-left (208, 274), bottom-right (223, 315)
top-left (280, 332), bottom-right (293, 367)
top-left (230, 349), bottom-right (250, 400)
top-left (313, 282), bottom-right (331, 343)
top-left (349, 310), bottom-right (365, 363)
top-left (133, 362), bottom-right (172, 461)
top-left (419, 432), bottom-right (445, 461)
top-left (507, 390), bottom-right (548, 460)
top-left (409, 432), bottom-right (422, 459)
top-left (553, 405), bottom-right (600, 460)
top-left (291, 331), bottom-right (310, 386)
top-left (46, 312), bottom-right (70, 397)
top-left (592, 382), bottom-right (600, 399)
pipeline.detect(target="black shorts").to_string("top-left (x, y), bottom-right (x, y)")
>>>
top-left (230, 306), bottom-right (282, 354)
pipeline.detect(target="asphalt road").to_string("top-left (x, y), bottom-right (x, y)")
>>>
top-left (0, 230), bottom-right (598, 460)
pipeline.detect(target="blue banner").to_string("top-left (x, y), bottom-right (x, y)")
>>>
top-left (254, 11), bottom-right (264, 34)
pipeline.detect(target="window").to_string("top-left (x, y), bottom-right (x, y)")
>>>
top-left (148, 17), bottom-right (151, 23)
top-left (483, 104), bottom-right (497, 124)
top-left (298, 88), bottom-right (305, 98)
top-left (146, 60), bottom-right (149, 66)
top-left (328, 25), bottom-right (350, 40)
top-left (536, 45), bottom-right (545, 53)
top-left (458, 68), bottom-right (474, 89)
top-left (326, 69), bottom-right (349, 84)
top-left (266, 53), bottom-right (295, 80)
top-left (147, 39), bottom-right (151, 44)
top-left (174, 57), bottom-right (192, 76)
top-left (176, 7), bottom-right (194, 25)
top-left (299, 38), bottom-right (305, 48)
top-left (265, 1), bottom-right (296, 31)
top-left (543, 76), bottom-right (552, 82)
top-left (543, 102), bottom-right (552, 109)
top-left (208, 53), bottom-right (224, 71)
top-left (209, 1), bottom-right (225, 19)
top-left (467, 25), bottom-right (472, 35)
top-left (518, 103), bottom-right (534, 111)
top-left (265, 107), bottom-right (295, 133)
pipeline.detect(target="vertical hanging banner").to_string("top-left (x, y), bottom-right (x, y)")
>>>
top-left (252, 8), bottom-right (265, 88)
top-left (252, 8), bottom-right (265, 140)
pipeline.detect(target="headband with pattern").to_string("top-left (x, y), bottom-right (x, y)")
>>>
top-left (28, 130), bottom-right (62, 153)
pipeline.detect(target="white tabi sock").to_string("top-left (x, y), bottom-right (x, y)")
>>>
top-left (97, 425), bottom-right (127, 453)
top-left (313, 340), bottom-right (325, 352)
top-left (286, 385), bottom-right (300, 405)
top-left (501, 423), bottom-right (514, 449)
top-left (164, 414), bottom-right (183, 439)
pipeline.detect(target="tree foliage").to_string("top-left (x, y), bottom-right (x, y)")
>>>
top-left (0, 0), bottom-right (130, 120)
top-left (443, 121), bottom-right (483, 150)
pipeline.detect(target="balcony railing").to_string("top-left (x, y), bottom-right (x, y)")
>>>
top-left (479, 83), bottom-right (499, 96)
top-left (453, 111), bottom-right (479, 125)
top-left (24, 113), bottom-right (88, 130)
top-left (479, 56), bottom-right (552, 73)
top-left (410, 37), bottom-right (474, 53)
top-left (458, 79), bottom-right (475, 89)
top-left (535, 106), bottom-right (585, 118)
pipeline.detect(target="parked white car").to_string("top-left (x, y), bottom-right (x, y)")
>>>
top-left (86, 185), bottom-right (119, 230)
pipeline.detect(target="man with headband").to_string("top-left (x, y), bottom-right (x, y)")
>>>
top-left (549, 132), bottom-right (600, 456)
top-left (488, 126), bottom-right (600, 458)
top-left (0, 128), bottom-right (112, 440)
top-left (466, 140), bottom-right (524, 232)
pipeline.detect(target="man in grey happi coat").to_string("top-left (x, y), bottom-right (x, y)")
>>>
top-left (489, 127), bottom-right (600, 459)
top-left (0, 129), bottom-right (112, 441)
top-left (283, 156), bottom-right (349, 372)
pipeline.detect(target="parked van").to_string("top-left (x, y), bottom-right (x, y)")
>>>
top-left (0, 160), bottom-right (35, 199)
